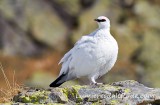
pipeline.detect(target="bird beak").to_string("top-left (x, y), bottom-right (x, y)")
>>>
top-left (94, 19), bottom-right (98, 21)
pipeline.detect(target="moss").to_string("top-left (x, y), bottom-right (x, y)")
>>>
top-left (19, 90), bottom-right (50, 103)
top-left (30, 91), bottom-right (49, 103)
top-left (102, 84), bottom-right (118, 90)
top-left (110, 100), bottom-right (119, 105)
top-left (71, 87), bottom-right (82, 103)
top-left (67, 85), bottom-right (83, 103)
top-left (20, 96), bottom-right (31, 103)
top-left (59, 87), bottom-right (83, 103)
top-left (62, 88), bottom-right (69, 96)
top-left (91, 101), bottom-right (101, 105)
top-left (61, 88), bottom-right (69, 102)
top-left (124, 88), bottom-right (131, 93)
top-left (71, 85), bottom-right (84, 91)
top-left (61, 86), bottom-right (83, 103)
top-left (47, 103), bottom-right (64, 105)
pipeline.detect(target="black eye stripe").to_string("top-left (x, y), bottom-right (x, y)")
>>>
top-left (97, 19), bottom-right (106, 22)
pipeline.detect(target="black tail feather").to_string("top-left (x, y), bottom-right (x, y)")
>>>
top-left (49, 73), bottom-right (67, 87)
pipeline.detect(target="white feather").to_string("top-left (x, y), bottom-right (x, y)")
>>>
top-left (57, 16), bottom-right (118, 83)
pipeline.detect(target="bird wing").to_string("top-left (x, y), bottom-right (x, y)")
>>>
top-left (58, 49), bottom-right (73, 65)
top-left (50, 35), bottom-right (97, 86)
top-left (59, 35), bottom-right (94, 65)
top-left (58, 35), bottom-right (96, 76)
top-left (75, 35), bottom-right (95, 46)
top-left (69, 35), bottom-right (97, 77)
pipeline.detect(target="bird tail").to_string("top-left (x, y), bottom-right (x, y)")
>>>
top-left (49, 73), bottom-right (68, 87)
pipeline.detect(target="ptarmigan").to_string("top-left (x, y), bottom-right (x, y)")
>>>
top-left (50, 16), bottom-right (118, 87)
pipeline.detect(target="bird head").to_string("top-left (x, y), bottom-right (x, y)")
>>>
top-left (94, 16), bottom-right (110, 29)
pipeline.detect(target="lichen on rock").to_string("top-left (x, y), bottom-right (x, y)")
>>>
top-left (12, 80), bottom-right (160, 104)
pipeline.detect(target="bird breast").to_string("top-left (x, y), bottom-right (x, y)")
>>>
top-left (70, 36), bottom-right (118, 78)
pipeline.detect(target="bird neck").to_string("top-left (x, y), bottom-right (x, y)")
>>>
top-left (98, 22), bottom-right (110, 29)
top-left (93, 28), bottom-right (111, 38)
top-left (98, 27), bottom-right (110, 31)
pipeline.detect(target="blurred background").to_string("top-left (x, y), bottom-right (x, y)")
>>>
top-left (0, 0), bottom-right (160, 89)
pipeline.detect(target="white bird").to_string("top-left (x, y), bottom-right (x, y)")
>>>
top-left (50, 16), bottom-right (118, 87)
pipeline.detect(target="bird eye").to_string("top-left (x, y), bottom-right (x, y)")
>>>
top-left (95, 19), bottom-right (106, 22)
top-left (101, 19), bottom-right (106, 22)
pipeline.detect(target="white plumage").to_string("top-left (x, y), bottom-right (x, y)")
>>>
top-left (50, 16), bottom-right (118, 87)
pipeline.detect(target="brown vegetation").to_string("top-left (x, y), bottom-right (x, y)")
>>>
top-left (0, 64), bottom-right (22, 103)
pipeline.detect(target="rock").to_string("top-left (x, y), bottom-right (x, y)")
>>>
top-left (0, 0), bottom-right (160, 98)
top-left (28, 0), bottom-right (68, 51)
top-left (13, 80), bottom-right (160, 104)
top-left (53, 0), bottom-right (81, 16)
top-left (0, 0), bottom-right (68, 52)
top-left (0, 14), bottom-right (40, 56)
top-left (134, 1), bottom-right (160, 29)
top-left (134, 30), bottom-right (160, 87)
top-left (71, 1), bottom-right (111, 43)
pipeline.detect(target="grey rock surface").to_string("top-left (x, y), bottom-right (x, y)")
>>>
top-left (12, 80), bottom-right (160, 105)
